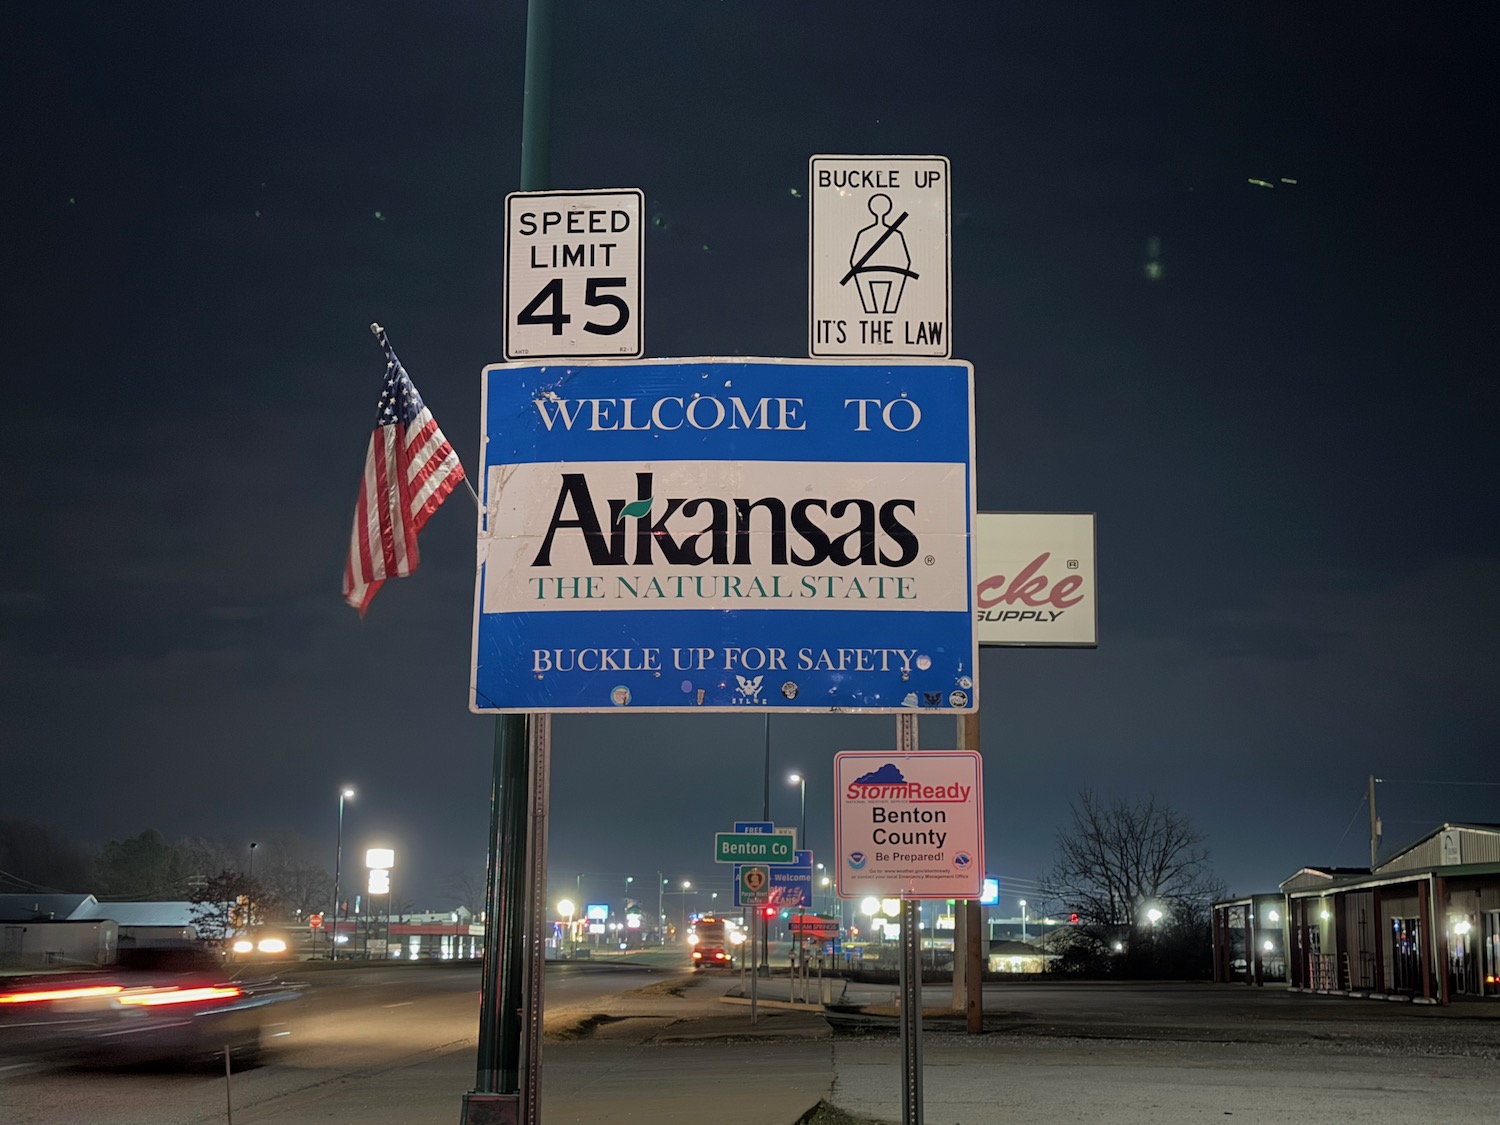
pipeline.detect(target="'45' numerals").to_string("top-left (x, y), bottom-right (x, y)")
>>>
top-left (517, 277), bottom-right (630, 336)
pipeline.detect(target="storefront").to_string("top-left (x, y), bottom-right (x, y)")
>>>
top-left (1223, 824), bottom-right (1500, 1004)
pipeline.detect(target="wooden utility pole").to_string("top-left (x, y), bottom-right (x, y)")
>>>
top-left (1368, 774), bottom-right (1380, 870)
top-left (957, 711), bottom-right (983, 1033)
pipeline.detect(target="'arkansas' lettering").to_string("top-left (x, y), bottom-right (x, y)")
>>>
top-left (532, 472), bottom-right (919, 568)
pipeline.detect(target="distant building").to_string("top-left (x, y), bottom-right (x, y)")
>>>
top-left (1213, 823), bottom-right (1500, 1003)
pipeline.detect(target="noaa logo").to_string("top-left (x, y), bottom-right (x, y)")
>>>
top-left (848, 852), bottom-right (867, 870)
top-left (952, 852), bottom-right (973, 870)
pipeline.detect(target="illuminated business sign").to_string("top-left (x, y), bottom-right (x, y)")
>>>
top-left (976, 512), bottom-right (1096, 647)
top-left (585, 904), bottom-right (609, 921)
top-left (471, 357), bottom-right (977, 713)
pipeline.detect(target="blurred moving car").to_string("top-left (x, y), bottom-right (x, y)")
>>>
top-left (228, 926), bottom-right (295, 963)
top-left (0, 943), bottom-right (298, 1068)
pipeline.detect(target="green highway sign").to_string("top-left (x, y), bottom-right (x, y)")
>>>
top-left (715, 832), bottom-right (796, 864)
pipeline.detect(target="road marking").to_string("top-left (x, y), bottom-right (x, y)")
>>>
top-left (383, 1001), bottom-right (414, 1008)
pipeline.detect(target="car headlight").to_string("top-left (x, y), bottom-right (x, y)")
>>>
top-left (257, 938), bottom-right (287, 954)
top-left (232, 940), bottom-right (254, 954)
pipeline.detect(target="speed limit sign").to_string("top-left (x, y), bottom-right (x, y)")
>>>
top-left (504, 188), bottom-right (644, 361)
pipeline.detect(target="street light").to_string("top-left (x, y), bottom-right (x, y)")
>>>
top-left (247, 842), bottom-right (259, 929)
top-left (625, 876), bottom-right (634, 947)
top-left (678, 880), bottom-right (694, 939)
top-left (788, 772), bottom-right (806, 847)
top-left (331, 787), bottom-right (355, 960)
top-left (1019, 898), bottom-right (1028, 943)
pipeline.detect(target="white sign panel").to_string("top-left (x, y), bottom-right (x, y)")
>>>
top-left (470, 357), bottom-right (978, 713)
top-left (835, 750), bottom-right (983, 900)
top-left (809, 155), bottom-right (951, 358)
top-left (504, 188), bottom-right (644, 361)
top-left (977, 512), bottom-right (1097, 647)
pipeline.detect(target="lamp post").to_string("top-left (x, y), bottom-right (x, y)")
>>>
top-left (788, 772), bottom-right (806, 847)
top-left (624, 876), bottom-right (634, 948)
top-left (1019, 899), bottom-right (1028, 943)
top-left (678, 880), bottom-right (693, 940)
top-left (331, 787), bottom-right (354, 960)
top-left (247, 842), bottom-right (259, 928)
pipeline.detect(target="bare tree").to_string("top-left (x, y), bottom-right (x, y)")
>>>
top-left (251, 832), bottom-right (331, 920)
top-left (189, 870), bottom-right (281, 946)
top-left (1039, 790), bottom-right (1224, 976)
top-left (442, 867), bottom-right (487, 916)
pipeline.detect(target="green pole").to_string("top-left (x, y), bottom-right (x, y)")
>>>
top-left (472, 0), bottom-right (552, 1101)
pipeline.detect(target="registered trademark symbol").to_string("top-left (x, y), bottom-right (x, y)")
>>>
top-left (1067, 558), bottom-right (1079, 569)
top-left (924, 555), bottom-right (935, 566)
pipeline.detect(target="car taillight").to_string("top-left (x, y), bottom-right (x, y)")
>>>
top-left (0, 985), bottom-right (124, 1004)
top-left (117, 986), bottom-right (243, 1007)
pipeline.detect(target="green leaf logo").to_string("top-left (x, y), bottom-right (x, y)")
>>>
top-left (619, 497), bottom-right (653, 522)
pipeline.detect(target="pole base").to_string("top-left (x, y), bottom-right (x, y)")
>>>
top-left (459, 1092), bottom-right (519, 1125)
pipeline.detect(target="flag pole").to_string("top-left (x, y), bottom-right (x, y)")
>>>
top-left (367, 322), bottom-right (481, 510)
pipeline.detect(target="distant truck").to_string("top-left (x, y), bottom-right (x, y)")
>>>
top-left (688, 916), bottom-right (734, 970)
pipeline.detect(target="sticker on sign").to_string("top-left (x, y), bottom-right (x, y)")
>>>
top-left (504, 188), bottom-right (644, 361)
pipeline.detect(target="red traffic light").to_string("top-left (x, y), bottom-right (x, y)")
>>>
top-left (761, 905), bottom-right (777, 919)
top-left (1069, 912), bottom-right (1080, 924)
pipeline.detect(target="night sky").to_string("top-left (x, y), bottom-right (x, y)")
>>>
top-left (5, 2), bottom-right (1496, 913)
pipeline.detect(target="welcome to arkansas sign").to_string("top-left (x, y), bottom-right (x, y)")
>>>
top-left (470, 357), bottom-right (976, 713)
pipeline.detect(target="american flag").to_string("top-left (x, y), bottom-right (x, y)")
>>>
top-left (342, 337), bottom-right (467, 614)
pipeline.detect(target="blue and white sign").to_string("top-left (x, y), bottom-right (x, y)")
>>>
top-left (471, 357), bottom-right (977, 713)
top-left (736, 850), bottom-right (814, 908)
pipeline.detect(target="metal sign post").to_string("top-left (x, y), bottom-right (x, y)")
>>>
top-left (896, 712), bottom-right (922, 1125)
top-left (899, 895), bottom-right (924, 1125)
top-left (519, 714), bottom-right (551, 1124)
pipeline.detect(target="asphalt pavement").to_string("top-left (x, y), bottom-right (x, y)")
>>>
top-left (231, 972), bottom-right (1500, 1125)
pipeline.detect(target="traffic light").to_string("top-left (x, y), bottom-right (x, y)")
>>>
top-left (761, 905), bottom-right (777, 920)
top-left (1069, 912), bottom-right (1080, 925)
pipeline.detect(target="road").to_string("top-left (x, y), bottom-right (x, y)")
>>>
top-left (0, 959), bottom-right (677, 1125)
top-left (6, 964), bottom-right (1500, 1125)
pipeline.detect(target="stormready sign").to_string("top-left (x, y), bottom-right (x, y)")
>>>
top-left (835, 750), bottom-right (984, 900)
top-left (471, 357), bottom-right (977, 713)
top-left (976, 512), bottom-right (1097, 647)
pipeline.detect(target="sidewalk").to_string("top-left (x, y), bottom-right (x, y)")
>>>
top-left (239, 976), bottom-right (838, 1125)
